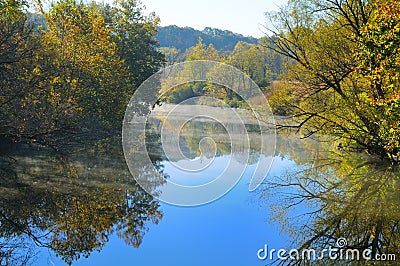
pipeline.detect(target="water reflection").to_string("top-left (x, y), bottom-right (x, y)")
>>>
top-left (0, 140), bottom-right (164, 265)
top-left (2, 114), bottom-right (399, 265)
top-left (262, 136), bottom-right (400, 265)
top-left (148, 104), bottom-right (273, 163)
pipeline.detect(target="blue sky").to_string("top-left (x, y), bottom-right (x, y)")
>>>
top-left (141, 0), bottom-right (288, 38)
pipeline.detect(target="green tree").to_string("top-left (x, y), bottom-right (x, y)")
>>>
top-left (96, 0), bottom-right (165, 87)
top-left (228, 42), bottom-right (269, 86)
top-left (265, 0), bottom-right (400, 162)
top-left (187, 37), bottom-right (220, 61)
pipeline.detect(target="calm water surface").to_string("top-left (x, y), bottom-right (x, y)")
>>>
top-left (1, 106), bottom-right (399, 266)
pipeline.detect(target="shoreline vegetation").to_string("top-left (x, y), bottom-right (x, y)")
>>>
top-left (263, 0), bottom-right (400, 164)
top-left (1, 0), bottom-right (400, 163)
top-left (0, 0), bottom-right (164, 149)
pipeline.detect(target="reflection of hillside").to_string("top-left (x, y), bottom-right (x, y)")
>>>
top-left (0, 141), bottom-right (165, 265)
top-left (148, 106), bottom-right (320, 167)
top-left (147, 104), bottom-right (274, 164)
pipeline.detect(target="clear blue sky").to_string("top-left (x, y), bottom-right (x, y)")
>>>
top-left (141, 0), bottom-right (288, 38)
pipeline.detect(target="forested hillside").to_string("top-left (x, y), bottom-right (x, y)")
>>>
top-left (157, 25), bottom-right (258, 52)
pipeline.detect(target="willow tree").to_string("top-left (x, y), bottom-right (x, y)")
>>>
top-left (264, 0), bottom-right (400, 163)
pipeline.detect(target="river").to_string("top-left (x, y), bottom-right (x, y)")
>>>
top-left (0, 105), bottom-right (398, 265)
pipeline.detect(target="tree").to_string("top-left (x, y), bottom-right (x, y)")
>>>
top-left (186, 37), bottom-right (220, 61)
top-left (96, 0), bottom-right (165, 87)
top-left (228, 42), bottom-right (269, 86)
top-left (0, 0), bottom-right (41, 140)
top-left (158, 46), bottom-right (182, 64)
top-left (29, 0), bottom-right (132, 141)
top-left (0, 0), bottom-right (165, 145)
top-left (160, 38), bottom-right (222, 104)
top-left (355, 0), bottom-right (400, 161)
top-left (265, 0), bottom-right (400, 162)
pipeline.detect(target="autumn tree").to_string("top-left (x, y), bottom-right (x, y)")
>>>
top-left (0, 0), bottom-right (41, 140)
top-left (158, 46), bottom-right (182, 65)
top-left (160, 38), bottom-right (221, 104)
top-left (186, 37), bottom-right (220, 61)
top-left (0, 0), bottom-right (165, 145)
top-left (33, 0), bottom-right (132, 137)
top-left (265, 0), bottom-right (400, 162)
top-left (355, 0), bottom-right (400, 161)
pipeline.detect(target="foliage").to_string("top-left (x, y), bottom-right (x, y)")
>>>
top-left (161, 38), bottom-right (285, 107)
top-left (157, 25), bottom-right (258, 52)
top-left (186, 38), bottom-right (220, 61)
top-left (355, 0), bottom-right (400, 160)
top-left (157, 27), bottom-right (287, 89)
top-left (158, 46), bottom-right (182, 65)
top-left (95, 0), bottom-right (165, 87)
top-left (0, 0), bottom-right (41, 140)
top-left (266, 81), bottom-right (302, 116)
top-left (265, 0), bottom-right (400, 162)
top-left (38, 0), bottom-right (131, 131)
top-left (227, 42), bottom-right (272, 87)
top-left (0, 0), bottom-right (164, 145)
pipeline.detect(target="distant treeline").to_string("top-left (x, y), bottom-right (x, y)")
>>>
top-left (157, 25), bottom-right (258, 52)
top-left (159, 37), bottom-right (288, 108)
top-left (156, 25), bottom-right (288, 92)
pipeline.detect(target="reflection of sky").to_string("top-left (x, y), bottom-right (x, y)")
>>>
top-left (39, 155), bottom-right (298, 266)
top-left (165, 155), bottom-right (234, 186)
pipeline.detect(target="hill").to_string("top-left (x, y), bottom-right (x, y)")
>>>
top-left (157, 25), bottom-right (258, 52)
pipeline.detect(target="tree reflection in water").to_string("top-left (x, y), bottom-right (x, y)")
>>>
top-left (262, 135), bottom-right (400, 265)
top-left (0, 139), bottom-right (165, 265)
top-left (3, 119), bottom-right (399, 265)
